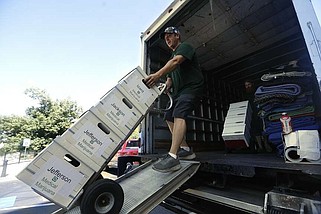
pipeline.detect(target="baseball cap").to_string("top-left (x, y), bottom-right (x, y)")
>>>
top-left (160, 26), bottom-right (180, 39)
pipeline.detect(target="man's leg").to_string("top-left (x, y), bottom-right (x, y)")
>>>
top-left (172, 118), bottom-right (196, 160)
top-left (169, 118), bottom-right (186, 155)
top-left (167, 119), bottom-right (195, 160)
top-left (166, 120), bottom-right (174, 133)
top-left (152, 118), bottom-right (186, 173)
top-left (166, 120), bottom-right (189, 150)
top-left (152, 95), bottom-right (197, 172)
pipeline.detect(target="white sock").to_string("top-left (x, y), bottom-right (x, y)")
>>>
top-left (180, 146), bottom-right (190, 152)
top-left (168, 152), bottom-right (177, 159)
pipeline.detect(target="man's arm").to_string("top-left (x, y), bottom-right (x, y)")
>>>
top-left (145, 54), bottom-right (185, 88)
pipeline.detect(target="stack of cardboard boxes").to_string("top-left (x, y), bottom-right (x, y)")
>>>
top-left (222, 101), bottom-right (252, 150)
top-left (16, 66), bottom-right (163, 208)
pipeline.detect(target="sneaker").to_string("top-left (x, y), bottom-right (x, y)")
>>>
top-left (152, 154), bottom-right (181, 173)
top-left (177, 148), bottom-right (196, 160)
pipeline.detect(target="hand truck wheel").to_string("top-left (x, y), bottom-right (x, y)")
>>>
top-left (80, 179), bottom-right (124, 214)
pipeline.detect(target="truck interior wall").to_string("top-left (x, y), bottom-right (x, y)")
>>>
top-left (152, 33), bottom-right (321, 154)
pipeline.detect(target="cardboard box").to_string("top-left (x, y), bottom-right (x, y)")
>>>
top-left (222, 101), bottom-right (254, 148)
top-left (227, 101), bottom-right (252, 118)
top-left (58, 111), bottom-right (124, 170)
top-left (90, 87), bottom-right (143, 135)
top-left (229, 100), bottom-right (249, 109)
top-left (222, 124), bottom-right (251, 147)
top-left (224, 140), bottom-right (249, 149)
top-left (224, 114), bottom-right (251, 127)
top-left (16, 142), bottom-right (95, 208)
top-left (116, 67), bottom-right (163, 113)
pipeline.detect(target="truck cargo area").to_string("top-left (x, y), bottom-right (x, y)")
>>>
top-left (140, 0), bottom-right (321, 213)
top-left (142, 0), bottom-right (321, 153)
top-left (141, 0), bottom-right (321, 176)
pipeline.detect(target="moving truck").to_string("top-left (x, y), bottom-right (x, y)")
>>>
top-left (22, 1), bottom-right (321, 213)
top-left (139, 0), bottom-right (321, 213)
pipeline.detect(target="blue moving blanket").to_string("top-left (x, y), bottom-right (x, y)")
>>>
top-left (255, 83), bottom-right (301, 96)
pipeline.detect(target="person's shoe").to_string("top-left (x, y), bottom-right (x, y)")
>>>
top-left (177, 148), bottom-right (196, 160)
top-left (152, 154), bottom-right (181, 173)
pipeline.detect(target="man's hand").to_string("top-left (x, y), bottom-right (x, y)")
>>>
top-left (165, 77), bottom-right (172, 93)
top-left (144, 73), bottom-right (161, 88)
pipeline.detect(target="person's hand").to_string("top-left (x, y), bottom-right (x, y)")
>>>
top-left (165, 78), bottom-right (172, 93)
top-left (144, 73), bottom-right (161, 88)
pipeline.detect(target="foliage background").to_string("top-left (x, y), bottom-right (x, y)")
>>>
top-left (0, 87), bottom-right (82, 154)
top-left (0, 87), bottom-right (140, 155)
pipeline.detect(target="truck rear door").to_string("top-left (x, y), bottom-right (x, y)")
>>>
top-left (292, 0), bottom-right (321, 84)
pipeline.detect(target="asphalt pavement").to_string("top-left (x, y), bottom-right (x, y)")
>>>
top-left (0, 160), bottom-right (31, 182)
top-left (0, 160), bottom-right (60, 214)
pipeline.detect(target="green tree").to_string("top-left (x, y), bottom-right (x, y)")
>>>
top-left (0, 115), bottom-right (32, 154)
top-left (0, 88), bottom-right (83, 153)
top-left (129, 126), bottom-right (140, 139)
top-left (24, 87), bottom-right (83, 151)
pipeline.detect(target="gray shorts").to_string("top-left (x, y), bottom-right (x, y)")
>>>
top-left (164, 94), bottom-right (200, 122)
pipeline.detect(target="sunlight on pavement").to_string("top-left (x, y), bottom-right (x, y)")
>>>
top-left (0, 196), bottom-right (16, 209)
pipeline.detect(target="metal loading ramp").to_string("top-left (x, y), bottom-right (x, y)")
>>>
top-left (61, 160), bottom-right (200, 214)
top-left (118, 160), bottom-right (200, 214)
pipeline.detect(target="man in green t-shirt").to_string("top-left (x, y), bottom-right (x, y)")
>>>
top-left (145, 26), bottom-right (204, 173)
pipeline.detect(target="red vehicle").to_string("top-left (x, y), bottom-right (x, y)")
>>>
top-left (117, 139), bottom-right (140, 156)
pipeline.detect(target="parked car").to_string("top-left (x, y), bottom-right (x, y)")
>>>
top-left (117, 138), bottom-right (140, 156)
